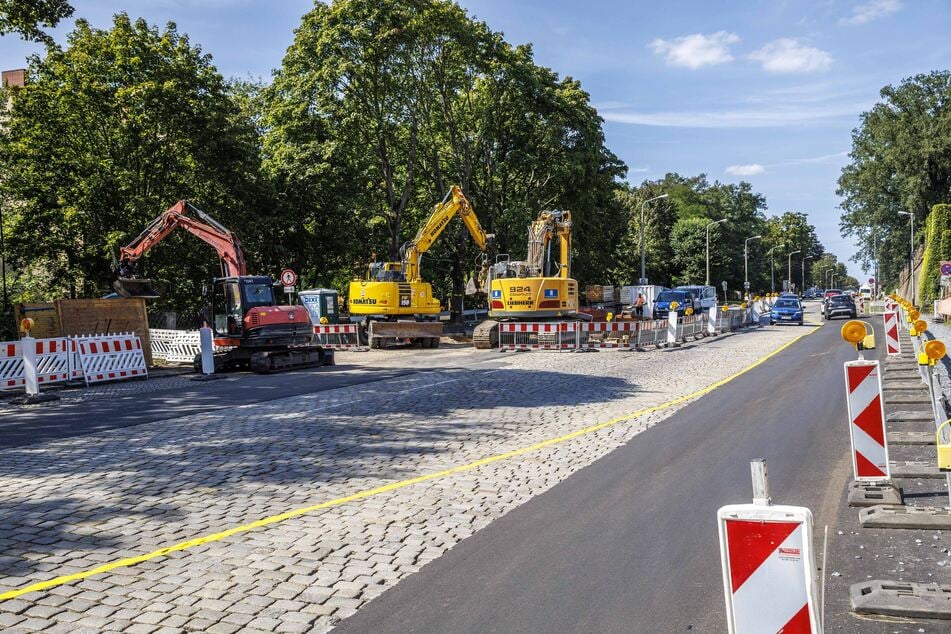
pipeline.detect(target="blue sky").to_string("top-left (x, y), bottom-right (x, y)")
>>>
top-left (2, 0), bottom-right (949, 279)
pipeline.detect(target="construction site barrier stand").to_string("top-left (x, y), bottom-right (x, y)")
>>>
top-left (718, 460), bottom-right (822, 634)
top-left (844, 360), bottom-right (890, 481)
top-left (0, 336), bottom-right (80, 391)
top-left (313, 323), bottom-right (361, 349)
top-left (199, 327), bottom-right (214, 375)
top-left (75, 333), bottom-right (148, 386)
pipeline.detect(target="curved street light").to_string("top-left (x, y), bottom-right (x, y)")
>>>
top-left (787, 250), bottom-right (801, 293)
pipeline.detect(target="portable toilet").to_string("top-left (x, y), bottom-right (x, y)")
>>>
top-left (299, 288), bottom-right (340, 325)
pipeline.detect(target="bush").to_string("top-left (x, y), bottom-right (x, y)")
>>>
top-left (919, 204), bottom-right (951, 305)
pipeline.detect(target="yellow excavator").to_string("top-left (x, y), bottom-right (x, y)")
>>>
top-left (349, 185), bottom-right (493, 348)
top-left (472, 209), bottom-right (581, 348)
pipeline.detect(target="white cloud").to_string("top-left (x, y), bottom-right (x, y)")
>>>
top-left (725, 164), bottom-right (765, 176)
top-left (629, 167), bottom-right (650, 173)
top-left (600, 102), bottom-right (865, 128)
top-left (749, 39), bottom-right (833, 73)
top-left (649, 31), bottom-right (739, 69)
top-left (839, 0), bottom-right (902, 26)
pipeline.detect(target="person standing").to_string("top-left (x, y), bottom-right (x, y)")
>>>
top-left (634, 292), bottom-right (645, 319)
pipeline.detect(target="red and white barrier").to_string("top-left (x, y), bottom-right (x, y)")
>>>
top-left (718, 504), bottom-right (820, 633)
top-left (314, 323), bottom-right (360, 349)
top-left (499, 322), bottom-right (578, 350)
top-left (76, 334), bottom-right (148, 385)
top-left (0, 337), bottom-right (79, 390)
top-left (883, 311), bottom-right (901, 356)
top-left (844, 360), bottom-right (890, 481)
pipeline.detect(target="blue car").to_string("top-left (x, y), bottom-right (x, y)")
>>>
top-left (770, 298), bottom-right (804, 325)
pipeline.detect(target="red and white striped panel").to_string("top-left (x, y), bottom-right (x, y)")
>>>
top-left (0, 337), bottom-right (76, 389)
top-left (314, 323), bottom-right (360, 349)
top-left (580, 322), bottom-right (638, 333)
top-left (844, 360), bottom-right (890, 480)
top-left (883, 311), bottom-right (900, 356)
top-left (499, 322), bottom-right (576, 333)
top-left (76, 334), bottom-right (148, 385)
top-left (718, 506), bottom-right (819, 634)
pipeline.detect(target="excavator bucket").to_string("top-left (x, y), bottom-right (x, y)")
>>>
top-left (113, 277), bottom-right (161, 299)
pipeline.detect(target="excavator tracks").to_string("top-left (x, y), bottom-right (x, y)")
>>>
top-left (472, 320), bottom-right (499, 349)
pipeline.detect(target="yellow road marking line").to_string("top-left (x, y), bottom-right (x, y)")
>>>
top-left (0, 325), bottom-right (820, 601)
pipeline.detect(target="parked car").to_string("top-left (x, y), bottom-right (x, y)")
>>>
top-left (675, 285), bottom-right (718, 310)
top-left (652, 290), bottom-right (696, 319)
top-left (824, 294), bottom-right (857, 320)
top-left (769, 297), bottom-right (804, 325)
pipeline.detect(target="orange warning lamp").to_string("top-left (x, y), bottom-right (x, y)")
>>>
top-left (841, 320), bottom-right (867, 346)
top-left (721, 305), bottom-right (729, 313)
top-left (914, 319), bottom-right (927, 334)
top-left (910, 309), bottom-right (920, 321)
top-left (669, 301), bottom-right (679, 311)
top-left (19, 318), bottom-right (34, 333)
top-left (925, 340), bottom-right (946, 362)
top-left (684, 307), bottom-right (693, 316)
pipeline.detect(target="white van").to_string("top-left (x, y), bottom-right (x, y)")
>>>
top-left (859, 285), bottom-right (872, 300)
top-left (676, 285), bottom-right (718, 310)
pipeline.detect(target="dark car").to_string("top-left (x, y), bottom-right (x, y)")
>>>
top-left (824, 294), bottom-right (857, 320)
top-left (821, 288), bottom-right (843, 316)
top-left (652, 290), bottom-right (695, 319)
top-left (769, 298), bottom-right (804, 325)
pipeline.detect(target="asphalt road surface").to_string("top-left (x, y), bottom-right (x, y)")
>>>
top-left (339, 315), bottom-right (860, 632)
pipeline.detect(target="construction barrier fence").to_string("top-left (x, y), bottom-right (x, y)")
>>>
top-left (1, 333), bottom-right (146, 391)
top-left (313, 323), bottom-right (361, 349)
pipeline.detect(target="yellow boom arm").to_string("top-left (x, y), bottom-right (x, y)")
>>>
top-left (403, 185), bottom-right (492, 282)
top-left (526, 210), bottom-right (572, 278)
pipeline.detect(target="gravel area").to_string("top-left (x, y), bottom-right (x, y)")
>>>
top-left (0, 323), bottom-right (809, 633)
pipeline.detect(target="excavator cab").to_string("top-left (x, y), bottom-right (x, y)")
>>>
top-left (210, 276), bottom-right (278, 338)
top-left (366, 262), bottom-right (404, 282)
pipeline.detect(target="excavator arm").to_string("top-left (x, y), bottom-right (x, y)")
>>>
top-left (526, 210), bottom-right (572, 278)
top-left (402, 185), bottom-right (492, 282)
top-left (118, 200), bottom-right (247, 278)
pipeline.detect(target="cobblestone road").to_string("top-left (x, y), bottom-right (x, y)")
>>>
top-left (0, 324), bottom-right (809, 633)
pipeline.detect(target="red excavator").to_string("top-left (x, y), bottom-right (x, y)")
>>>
top-left (115, 200), bottom-right (332, 373)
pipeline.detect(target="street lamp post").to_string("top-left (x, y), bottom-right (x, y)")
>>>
top-left (639, 194), bottom-right (668, 285)
top-left (898, 211), bottom-right (916, 305)
top-left (801, 256), bottom-right (811, 296)
top-left (767, 245), bottom-right (784, 293)
top-left (705, 218), bottom-right (727, 286)
top-left (787, 250), bottom-right (801, 293)
top-left (744, 235), bottom-right (762, 296)
top-left (824, 267), bottom-right (834, 290)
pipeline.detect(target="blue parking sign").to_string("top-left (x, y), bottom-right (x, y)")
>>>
top-left (491, 289), bottom-right (502, 299)
top-left (544, 289), bottom-right (558, 298)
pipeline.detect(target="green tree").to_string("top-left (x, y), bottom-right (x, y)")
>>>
top-left (0, 14), bottom-right (265, 314)
top-left (838, 71), bottom-right (951, 288)
top-left (0, 0), bottom-right (72, 42)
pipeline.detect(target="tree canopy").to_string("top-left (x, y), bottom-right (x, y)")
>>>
top-left (0, 0), bottom-right (73, 42)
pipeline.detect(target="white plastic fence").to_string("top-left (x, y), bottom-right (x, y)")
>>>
top-left (73, 333), bottom-right (148, 385)
top-left (313, 323), bottom-right (361, 349)
top-left (500, 316), bottom-right (715, 351)
top-left (0, 337), bottom-right (82, 390)
top-left (150, 329), bottom-right (203, 364)
top-left (1, 333), bottom-right (146, 391)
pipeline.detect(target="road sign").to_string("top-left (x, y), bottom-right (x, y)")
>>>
top-left (868, 277), bottom-right (875, 285)
top-left (844, 360), bottom-right (890, 481)
top-left (718, 504), bottom-right (820, 633)
top-left (940, 261), bottom-right (951, 276)
top-left (280, 269), bottom-right (298, 287)
top-left (638, 277), bottom-right (648, 285)
top-left (283, 285), bottom-right (295, 294)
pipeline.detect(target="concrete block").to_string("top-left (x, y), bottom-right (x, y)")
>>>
top-left (848, 482), bottom-right (903, 507)
top-left (887, 410), bottom-right (937, 422)
top-left (859, 505), bottom-right (951, 529)
top-left (851, 580), bottom-right (951, 619)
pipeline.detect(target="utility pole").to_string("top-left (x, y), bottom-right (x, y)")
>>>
top-left (787, 250), bottom-right (801, 292)
top-left (744, 235), bottom-right (762, 296)
top-left (705, 218), bottom-right (727, 286)
top-left (639, 194), bottom-right (667, 285)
